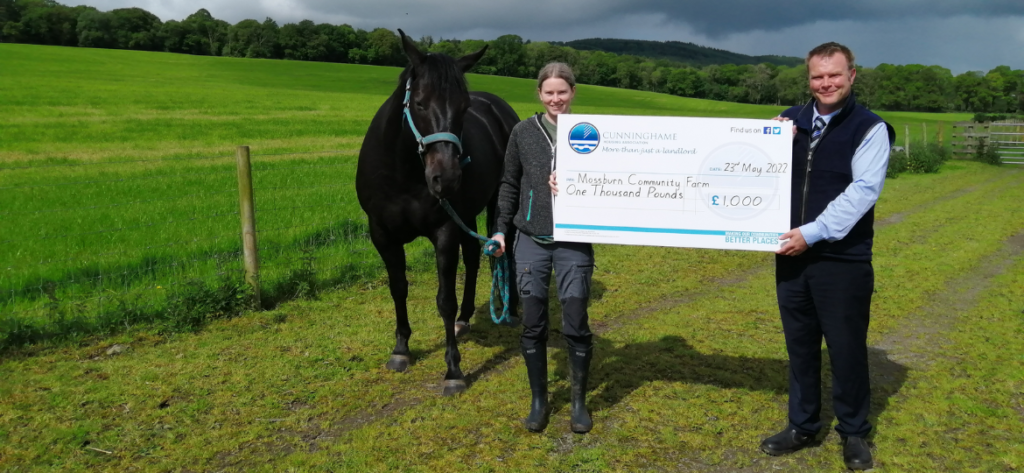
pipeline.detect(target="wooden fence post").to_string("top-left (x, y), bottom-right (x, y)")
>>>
top-left (938, 122), bottom-right (944, 146)
top-left (905, 124), bottom-right (910, 156)
top-left (923, 123), bottom-right (927, 144)
top-left (236, 145), bottom-right (261, 307)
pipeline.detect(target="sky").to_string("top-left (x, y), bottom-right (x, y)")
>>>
top-left (63, 0), bottom-right (1024, 74)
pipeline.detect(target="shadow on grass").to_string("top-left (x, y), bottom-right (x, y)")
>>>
top-left (820, 347), bottom-right (911, 439)
top-left (542, 335), bottom-right (908, 433)
top-left (462, 307), bottom-right (526, 387)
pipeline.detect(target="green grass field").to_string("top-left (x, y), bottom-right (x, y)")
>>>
top-left (0, 44), bottom-right (967, 163)
top-left (0, 43), bottom-right (973, 344)
top-left (1, 44), bottom-right (1019, 472)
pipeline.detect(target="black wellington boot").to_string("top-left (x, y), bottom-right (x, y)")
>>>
top-left (568, 345), bottom-right (593, 433)
top-left (521, 344), bottom-right (550, 432)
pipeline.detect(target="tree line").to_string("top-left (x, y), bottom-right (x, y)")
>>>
top-left (2, 0), bottom-right (1022, 114)
top-left (554, 38), bottom-right (804, 68)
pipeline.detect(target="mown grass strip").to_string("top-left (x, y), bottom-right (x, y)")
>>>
top-left (247, 167), bottom-right (1024, 472)
top-left (546, 167), bottom-right (1024, 472)
top-left (1, 163), bottom-right (1014, 471)
top-left (877, 251), bottom-right (1024, 472)
top-left (203, 166), bottom-right (1019, 470)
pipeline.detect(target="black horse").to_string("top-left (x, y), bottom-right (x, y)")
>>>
top-left (356, 30), bottom-right (520, 396)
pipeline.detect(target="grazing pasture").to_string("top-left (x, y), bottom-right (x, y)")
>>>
top-left (1, 44), bottom-right (1019, 472)
top-left (0, 43), bottom-right (972, 346)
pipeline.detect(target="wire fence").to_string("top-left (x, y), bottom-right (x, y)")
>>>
top-left (0, 152), bottom-right (236, 172)
top-left (0, 147), bottom-right (381, 350)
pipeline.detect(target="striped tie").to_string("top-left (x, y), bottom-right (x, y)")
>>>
top-left (809, 117), bottom-right (826, 151)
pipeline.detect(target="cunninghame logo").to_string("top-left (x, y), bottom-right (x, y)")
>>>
top-left (569, 122), bottom-right (600, 154)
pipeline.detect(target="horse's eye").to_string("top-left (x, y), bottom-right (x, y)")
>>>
top-left (415, 101), bottom-right (425, 110)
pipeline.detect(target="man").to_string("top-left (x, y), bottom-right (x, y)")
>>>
top-left (761, 42), bottom-right (895, 471)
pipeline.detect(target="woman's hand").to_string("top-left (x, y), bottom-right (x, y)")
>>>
top-left (549, 170), bottom-right (559, 196)
top-left (490, 233), bottom-right (506, 257)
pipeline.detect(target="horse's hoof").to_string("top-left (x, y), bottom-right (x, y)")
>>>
top-left (441, 379), bottom-right (467, 396)
top-left (386, 355), bottom-right (410, 372)
top-left (454, 321), bottom-right (471, 337)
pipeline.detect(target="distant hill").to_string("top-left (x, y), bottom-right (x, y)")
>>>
top-left (551, 38), bottom-right (804, 68)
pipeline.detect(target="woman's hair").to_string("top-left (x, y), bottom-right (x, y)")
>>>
top-left (537, 62), bottom-right (576, 89)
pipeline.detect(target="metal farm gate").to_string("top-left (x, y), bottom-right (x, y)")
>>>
top-left (952, 120), bottom-right (1024, 165)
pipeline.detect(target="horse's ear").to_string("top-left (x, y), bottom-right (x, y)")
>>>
top-left (457, 45), bottom-right (488, 73)
top-left (398, 29), bottom-right (425, 68)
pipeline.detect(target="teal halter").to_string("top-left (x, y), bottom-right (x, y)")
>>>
top-left (402, 78), bottom-right (466, 161)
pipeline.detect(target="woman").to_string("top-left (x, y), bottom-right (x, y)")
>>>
top-left (491, 63), bottom-right (595, 434)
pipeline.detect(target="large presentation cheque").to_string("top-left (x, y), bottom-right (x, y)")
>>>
top-left (553, 114), bottom-right (793, 252)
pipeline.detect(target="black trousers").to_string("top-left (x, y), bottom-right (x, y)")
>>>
top-left (776, 255), bottom-right (873, 438)
top-left (514, 233), bottom-right (594, 350)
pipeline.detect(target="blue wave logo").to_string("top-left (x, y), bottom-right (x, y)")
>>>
top-left (569, 122), bottom-right (599, 154)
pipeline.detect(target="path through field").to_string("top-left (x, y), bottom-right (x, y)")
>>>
top-left (2, 162), bottom-right (1022, 472)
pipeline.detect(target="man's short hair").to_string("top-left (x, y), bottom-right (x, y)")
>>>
top-left (806, 42), bottom-right (855, 70)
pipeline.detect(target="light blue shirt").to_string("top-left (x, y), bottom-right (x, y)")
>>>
top-left (798, 105), bottom-right (890, 247)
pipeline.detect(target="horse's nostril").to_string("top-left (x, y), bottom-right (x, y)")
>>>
top-left (430, 174), bottom-right (444, 193)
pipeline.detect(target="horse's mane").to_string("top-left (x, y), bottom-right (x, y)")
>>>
top-left (397, 53), bottom-right (469, 97)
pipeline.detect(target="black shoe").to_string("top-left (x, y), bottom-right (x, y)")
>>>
top-left (760, 428), bottom-right (815, 456)
top-left (521, 344), bottom-right (550, 432)
top-left (567, 345), bottom-right (593, 433)
top-left (842, 437), bottom-right (873, 470)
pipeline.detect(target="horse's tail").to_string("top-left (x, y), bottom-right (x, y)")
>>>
top-left (486, 191), bottom-right (498, 237)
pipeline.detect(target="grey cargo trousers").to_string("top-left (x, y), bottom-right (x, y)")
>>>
top-left (514, 232), bottom-right (595, 350)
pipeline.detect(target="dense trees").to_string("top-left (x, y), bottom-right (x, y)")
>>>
top-left (170, 8), bottom-right (229, 56)
top-left (2, 0), bottom-right (1021, 114)
top-left (223, 17), bottom-right (277, 58)
top-left (3, 0), bottom-right (84, 46)
top-left (554, 38), bottom-right (805, 67)
top-left (76, 7), bottom-right (162, 50)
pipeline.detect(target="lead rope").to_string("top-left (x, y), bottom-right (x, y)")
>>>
top-left (438, 200), bottom-right (515, 326)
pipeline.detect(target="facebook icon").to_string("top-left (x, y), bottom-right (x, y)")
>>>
top-left (763, 126), bottom-right (771, 134)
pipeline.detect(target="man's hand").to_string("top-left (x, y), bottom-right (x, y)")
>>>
top-left (772, 116), bottom-right (796, 137)
top-left (776, 228), bottom-right (808, 256)
top-left (490, 233), bottom-right (506, 257)
top-left (549, 170), bottom-right (559, 196)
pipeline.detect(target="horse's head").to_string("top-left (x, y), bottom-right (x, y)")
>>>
top-left (399, 29), bottom-right (487, 199)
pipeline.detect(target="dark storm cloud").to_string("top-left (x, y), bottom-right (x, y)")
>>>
top-left (235, 0), bottom-right (1024, 38)
top-left (89, 0), bottom-right (1023, 36)
top-left (606, 0), bottom-right (1024, 37)
top-left (62, 0), bottom-right (1024, 72)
